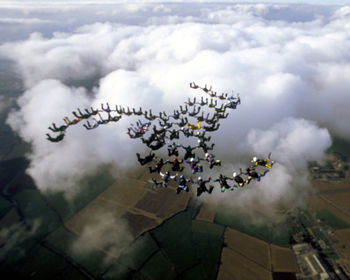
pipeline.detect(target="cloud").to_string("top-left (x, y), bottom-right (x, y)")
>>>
top-left (1, 3), bottom-right (349, 217)
top-left (71, 211), bottom-right (133, 262)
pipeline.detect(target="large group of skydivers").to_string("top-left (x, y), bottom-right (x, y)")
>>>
top-left (46, 82), bottom-right (274, 196)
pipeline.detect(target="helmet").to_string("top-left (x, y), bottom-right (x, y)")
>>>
top-left (197, 139), bottom-right (201, 143)
top-left (205, 153), bottom-right (209, 157)
top-left (173, 157), bottom-right (177, 162)
top-left (166, 171), bottom-right (169, 175)
top-left (191, 158), bottom-right (194, 162)
top-left (180, 175), bottom-right (184, 179)
top-left (233, 172), bottom-right (237, 177)
top-left (196, 131), bottom-right (200, 135)
top-left (252, 157), bottom-right (257, 162)
top-left (198, 176), bottom-right (202, 181)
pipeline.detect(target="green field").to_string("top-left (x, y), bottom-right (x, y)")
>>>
top-left (316, 209), bottom-right (350, 230)
top-left (328, 136), bottom-right (350, 156)
top-left (44, 166), bottom-right (116, 222)
top-left (214, 205), bottom-right (291, 248)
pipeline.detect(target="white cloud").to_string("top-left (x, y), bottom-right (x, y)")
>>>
top-left (1, 3), bottom-right (349, 214)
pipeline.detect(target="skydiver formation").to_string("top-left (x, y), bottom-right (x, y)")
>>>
top-left (46, 82), bottom-right (274, 196)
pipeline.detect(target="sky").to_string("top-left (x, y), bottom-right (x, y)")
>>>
top-left (1, 2), bottom-right (350, 223)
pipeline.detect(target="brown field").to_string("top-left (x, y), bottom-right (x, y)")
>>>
top-left (134, 187), bottom-right (190, 220)
top-left (195, 202), bottom-right (218, 223)
top-left (121, 211), bottom-right (159, 238)
top-left (270, 244), bottom-right (299, 273)
top-left (320, 193), bottom-right (350, 214)
top-left (98, 178), bottom-right (147, 208)
top-left (217, 247), bottom-right (273, 280)
top-left (224, 227), bottom-right (271, 270)
top-left (331, 229), bottom-right (350, 276)
top-left (309, 196), bottom-right (350, 225)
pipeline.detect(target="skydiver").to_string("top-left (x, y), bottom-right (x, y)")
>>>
top-left (167, 142), bottom-right (180, 156)
top-left (188, 121), bottom-right (201, 130)
top-left (132, 107), bottom-right (143, 116)
top-left (83, 119), bottom-right (99, 130)
top-left (208, 98), bottom-right (218, 108)
top-left (215, 112), bottom-right (229, 120)
top-left (135, 120), bottom-right (151, 129)
top-left (218, 93), bottom-right (228, 100)
top-left (184, 158), bottom-right (203, 174)
top-left (63, 116), bottom-right (80, 126)
top-left (148, 137), bottom-right (166, 151)
top-left (46, 133), bottom-right (65, 142)
top-left (204, 113), bottom-right (217, 125)
top-left (245, 167), bottom-right (268, 183)
top-left (188, 105), bottom-right (201, 117)
top-left (73, 108), bottom-right (90, 119)
top-left (152, 171), bottom-right (177, 188)
top-left (224, 95), bottom-right (241, 109)
top-left (200, 153), bottom-right (221, 169)
top-left (232, 170), bottom-right (245, 187)
top-left (101, 103), bottom-right (111, 113)
top-left (149, 158), bottom-right (165, 174)
top-left (192, 176), bottom-right (214, 197)
top-left (189, 82), bottom-right (199, 89)
top-left (127, 126), bottom-right (147, 138)
top-left (159, 119), bottom-right (172, 129)
top-left (196, 111), bottom-right (205, 122)
top-left (122, 107), bottom-right (133, 116)
top-left (168, 128), bottom-right (180, 140)
top-left (84, 107), bottom-right (99, 116)
top-left (194, 131), bottom-right (211, 143)
top-left (197, 139), bottom-right (215, 153)
top-left (201, 84), bottom-right (212, 94)
top-left (141, 133), bottom-right (159, 146)
top-left (214, 104), bottom-right (226, 114)
top-left (176, 117), bottom-right (188, 128)
top-left (144, 109), bottom-right (157, 121)
top-left (168, 157), bottom-right (184, 172)
top-left (180, 144), bottom-right (198, 160)
top-left (175, 174), bottom-right (192, 194)
top-left (115, 105), bottom-right (124, 114)
top-left (185, 97), bottom-right (197, 106)
top-left (179, 105), bottom-right (188, 115)
top-left (251, 153), bottom-right (274, 168)
top-left (136, 151), bottom-right (155, 165)
top-left (170, 109), bottom-right (181, 120)
top-left (109, 113), bottom-right (122, 122)
top-left (197, 96), bottom-right (208, 106)
top-left (152, 124), bottom-right (167, 136)
top-left (208, 91), bottom-right (218, 98)
top-left (48, 123), bottom-right (68, 133)
top-left (180, 127), bottom-right (194, 138)
top-left (130, 123), bottom-right (149, 134)
top-left (214, 174), bottom-right (236, 192)
top-left (203, 122), bottom-right (220, 132)
top-left (97, 113), bottom-right (109, 125)
top-left (159, 111), bottom-right (170, 122)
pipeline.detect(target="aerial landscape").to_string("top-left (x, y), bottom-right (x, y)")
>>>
top-left (1, 0), bottom-right (350, 279)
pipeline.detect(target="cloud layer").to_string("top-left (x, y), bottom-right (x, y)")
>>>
top-left (1, 3), bottom-right (349, 218)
